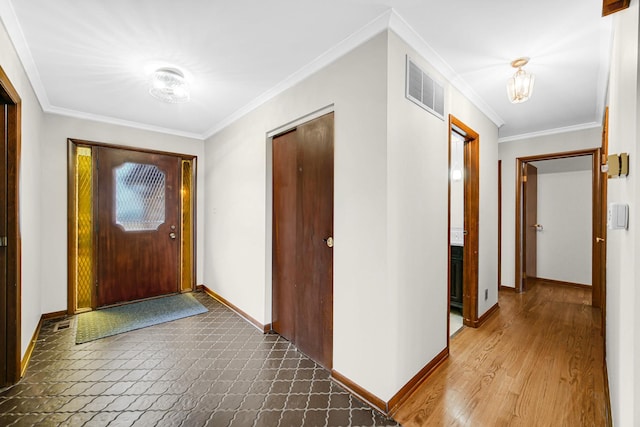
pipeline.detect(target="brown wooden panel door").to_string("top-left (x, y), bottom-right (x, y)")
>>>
top-left (523, 163), bottom-right (538, 289)
top-left (272, 112), bottom-right (334, 370)
top-left (96, 147), bottom-right (181, 307)
top-left (295, 114), bottom-right (334, 369)
top-left (272, 129), bottom-right (298, 343)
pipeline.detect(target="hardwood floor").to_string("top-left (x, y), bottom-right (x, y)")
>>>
top-left (394, 281), bottom-right (609, 426)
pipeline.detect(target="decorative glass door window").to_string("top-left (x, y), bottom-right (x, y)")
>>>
top-left (114, 162), bottom-right (165, 231)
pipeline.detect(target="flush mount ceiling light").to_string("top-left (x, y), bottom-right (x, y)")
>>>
top-left (507, 57), bottom-right (534, 104)
top-left (149, 67), bottom-right (190, 103)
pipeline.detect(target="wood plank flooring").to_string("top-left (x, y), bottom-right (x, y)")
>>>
top-left (393, 281), bottom-right (609, 426)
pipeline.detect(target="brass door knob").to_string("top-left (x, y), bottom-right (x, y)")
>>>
top-left (323, 236), bottom-right (334, 248)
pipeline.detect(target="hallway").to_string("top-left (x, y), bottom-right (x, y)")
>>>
top-left (394, 281), bottom-right (608, 426)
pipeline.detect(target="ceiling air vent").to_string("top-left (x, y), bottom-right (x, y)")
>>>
top-left (406, 56), bottom-right (445, 120)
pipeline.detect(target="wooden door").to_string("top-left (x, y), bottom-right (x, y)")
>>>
top-left (272, 130), bottom-right (298, 343)
top-left (272, 113), bottom-right (334, 369)
top-left (95, 147), bottom-right (181, 307)
top-left (523, 163), bottom-right (538, 289)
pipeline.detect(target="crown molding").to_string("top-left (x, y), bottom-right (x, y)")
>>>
top-left (205, 9), bottom-right (505, 139)
top-left (0, 0), bottom-right (50, 108)
top-left (386, 10), bottom-right (505, 129)
top-left (46, 105), bottom-right (204, 140)
top-left (203, 10), bottom-right (393, 139)
top-left (497, 122), bottom-right (601, 144)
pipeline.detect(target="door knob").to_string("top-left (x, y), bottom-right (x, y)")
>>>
top-left (169, 232), bottom-right (176, 240)
top-left (323, 236), bottom-right (334, 248)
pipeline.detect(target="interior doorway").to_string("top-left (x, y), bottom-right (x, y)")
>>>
top-left (515, 148), bottom-right (604, 308)
top-left (448, 115), bottom-right (480, 334)
top-left (0, 66), bottom-right (21, 387)
top-left (67, 140), bottom-right (196, 312)
top-left (272, 112), bottom-right (334, 370)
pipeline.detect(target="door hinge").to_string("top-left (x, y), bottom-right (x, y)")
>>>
top-left (523, 272), bottom-right (527, 279)
top-left (522, 175), bottom-right (527, 183)
top-left (0, 236), bottom-right (7, 247)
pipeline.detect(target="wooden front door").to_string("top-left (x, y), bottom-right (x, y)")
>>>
top-left (95, 147), bottom-right (181, 307)
top-left (523, 163), bottom-right (538, 289)
top-left (273, 113), bottom-right (334, 369)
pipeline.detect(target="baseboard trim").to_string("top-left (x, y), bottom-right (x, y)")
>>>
top-left (21, 310), bottom-right (67, 377)
top-left (604, 360), bottom-right (613, 427)
top-left (473, 302), bottom-right (499, 328)
top-left (388, 347), bottom-right (449, 415)
top-left (43, 310), bottom-right (67, 320)
top-left (536, 277), bottom-right (592, 289)
top-left (499, 285), bottom-right (515, 291)
top-left (21, 318), bottom-right (42, 377)
top-left (197, 285), bottom-right (270, 333)
top-left (332, 346), bottom-right (449, 418)
top-left (331, 370), bottom-right (387, 414)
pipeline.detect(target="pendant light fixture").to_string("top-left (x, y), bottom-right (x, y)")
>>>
top-left (149, 67), bottom-right (190, 103)
top-left (507, 57), bottom-right (534, 104)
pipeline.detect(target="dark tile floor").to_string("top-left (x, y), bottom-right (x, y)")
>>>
top-left (0, 292), bottom-right (400, 426)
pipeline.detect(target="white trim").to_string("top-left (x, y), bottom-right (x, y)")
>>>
top-left (266, 104), bottom-right (335, 138)
top-left (0, 0), bottom-right (50, 108)
top-left (204, 11), bottom-right (393, 139)
top-left (388, 10), bottom-right (505, 129)
top-left (47, 106), bottom-right (204, 140)
top-left (497, 122), bottom-right (601, 143)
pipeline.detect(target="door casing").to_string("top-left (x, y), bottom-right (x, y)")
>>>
top-left (0, 65), bottom-right (21, 387)
top-left (448, 115), bottom-right (480, 330)
top-left (67, 140), bottom-right (197, 313)
top-left (515, 148), bottom-right (604, 306)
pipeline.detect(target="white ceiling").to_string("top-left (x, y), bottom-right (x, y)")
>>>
top-left (0, 0), bottom-right (612, 140)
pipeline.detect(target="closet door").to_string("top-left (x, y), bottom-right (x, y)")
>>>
top-left (272, 113), bottom-right (334, 369)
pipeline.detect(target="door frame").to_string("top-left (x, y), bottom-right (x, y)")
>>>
top-left (267, 104), bottom-right (334, 346)
top-left (514, 148), bottom-right (603, 305)
top-left (448, 115), bottom-right (480, 328)
top-left (0, 65), bottom-right (21, 387)
top-left (67, 139), bottom-right (197, 313)
top-left (266, 105), bottom-right (334, 327)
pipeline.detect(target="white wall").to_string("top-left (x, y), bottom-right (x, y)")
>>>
top-left (386, 30), bottom-right (499, 393)
top-left (537, 170), bottom-right (592, 285)
top-left (40, 115), bottom-right (205, 315)
top-left (204, 27), bottom-right (499, 402)
top-left (605, 1), bottom-right (639, 425)
top-left (0, 16), bottom-right (45, 356)
top-left (205, 32), bottom-right (394, 399)
top-left (498, 128), bottom-right (601, 287)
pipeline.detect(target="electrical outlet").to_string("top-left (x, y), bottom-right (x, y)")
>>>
top-left (484, 289), bottom-right (488, 301)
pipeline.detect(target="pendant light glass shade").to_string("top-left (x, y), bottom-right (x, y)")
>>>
top-left (507, 58), bottom-right (534, 104)
top-left (149, 68), bottom-right (190, 103)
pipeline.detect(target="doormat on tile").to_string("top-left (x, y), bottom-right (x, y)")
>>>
top-left (75, 293), bottom-right (207, 344)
